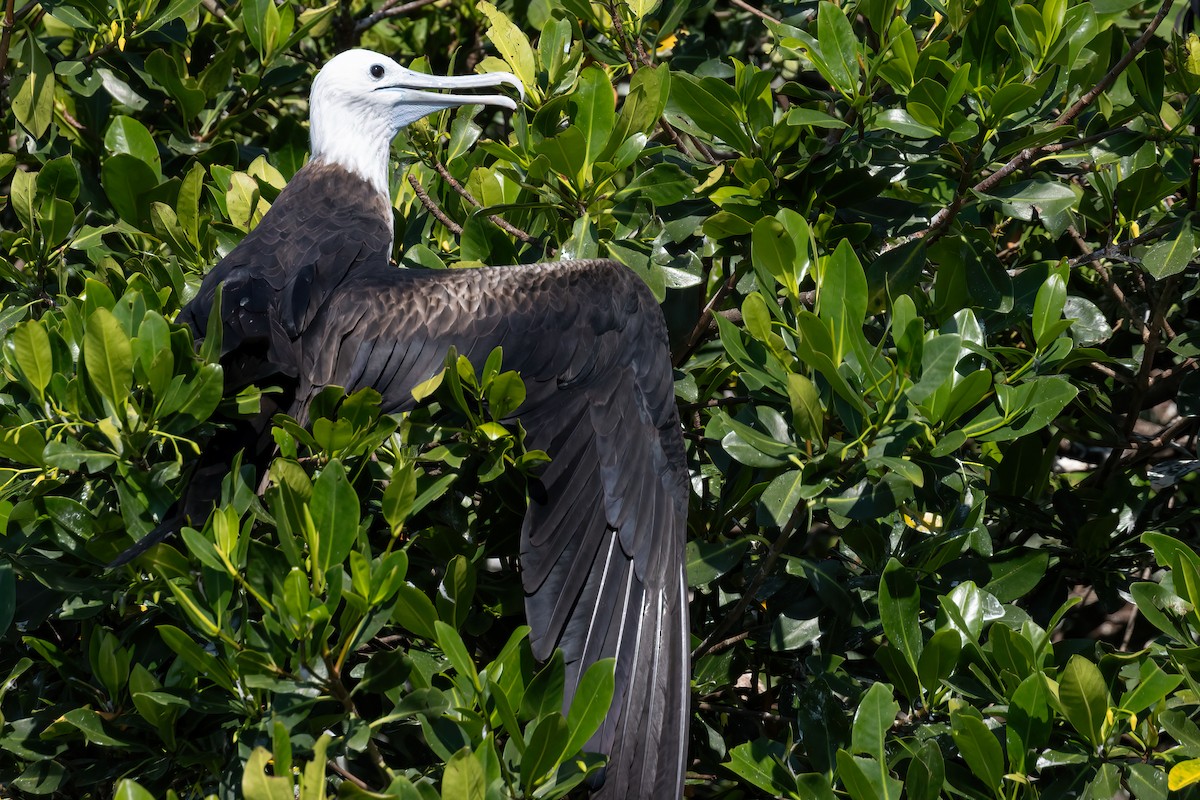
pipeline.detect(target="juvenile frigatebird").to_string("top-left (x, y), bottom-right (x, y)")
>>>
top-left (112, 50), bottom-right (689, 797)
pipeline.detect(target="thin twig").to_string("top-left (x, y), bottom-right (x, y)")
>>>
top-left (605, 1), bottom-right (642, 67)
top-left (698, 701), bottom-right (785, 723)
top-left (692, 503), bottom-right (806, 661)
top-left (1095, 273), bottom-right (1179, 484)
top-left (0, 0), bottom-right (20, 85)
top-left (701, 630), bottom-right (751, 655)
top-left (892, 0), bottom-right (1176, 247)
top-left (326, 759), bottom-right (371, 789)
top-left (673, 262), bottom-right (739, 367)
top-left (729, 0), bottom-right (782, 24)
top-left (679, 396), bottom-right (752, 412)
top-left (1068, 223), bottom-right (1175, 267)
top-left (408, 174), bottom-right (463, 235)
top-left (356, 0), bottom-right (443, 33)
top-left (431, 160), bottom-right (537, 243)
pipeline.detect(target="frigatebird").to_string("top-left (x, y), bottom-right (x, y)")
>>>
top-left (111, 50), bottom-right (689, 797)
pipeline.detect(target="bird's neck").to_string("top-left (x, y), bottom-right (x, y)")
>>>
top-left (309, 104), bottom-right (398, 201)
top-left (300, 155), bottom-right (395, 237)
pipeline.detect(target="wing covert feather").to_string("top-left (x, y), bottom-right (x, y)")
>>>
top-left (299, 259), bottom-right (689, 798)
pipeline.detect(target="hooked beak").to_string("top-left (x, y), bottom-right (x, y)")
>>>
top-left (378, 68), bottom-right (525, 112)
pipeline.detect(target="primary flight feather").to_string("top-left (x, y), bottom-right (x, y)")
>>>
top-left (113, 49), bottom-right (689, 798)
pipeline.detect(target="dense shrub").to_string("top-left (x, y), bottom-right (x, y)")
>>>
top-left (3, 0), bottom-right (1200, 797)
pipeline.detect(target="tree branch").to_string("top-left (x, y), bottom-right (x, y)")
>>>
top-left (890, 0), bottom-right (1176, 248)
top-left (729, 0), bottom-right (782, 24)
top-left (692, 502), bottom-right (806, 661)
top-left (356, 0), bottom-right (444, 33)
top-left (430, 159), bottom-right (538, 245)
top-left (408, 174), bottom-right (463, 235)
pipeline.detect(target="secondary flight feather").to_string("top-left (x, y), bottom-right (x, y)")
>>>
top-left (112, 49), bottom-right (689, 798)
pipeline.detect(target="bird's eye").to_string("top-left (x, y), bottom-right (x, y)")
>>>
top-left (370, 64), bottom-right (385, 79)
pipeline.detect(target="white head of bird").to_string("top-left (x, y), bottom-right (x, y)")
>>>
top-left (308, 49), bottom-right (523, 197)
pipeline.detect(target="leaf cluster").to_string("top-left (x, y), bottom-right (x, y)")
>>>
top-left (4, 0), bottom-right (1200, 798)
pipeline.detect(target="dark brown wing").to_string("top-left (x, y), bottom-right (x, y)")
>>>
top-left (110, 162), bottom-right (393, 567)
top-left (301, 258), bottom-right (689, 798)
top-left (178, 160), bottom-right (394, 390)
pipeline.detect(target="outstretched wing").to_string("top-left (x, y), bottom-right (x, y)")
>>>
top-left (302, 258), bottom-right (689, 798)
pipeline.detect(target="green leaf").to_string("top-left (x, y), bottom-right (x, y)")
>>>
top-left (670, 73), bottom-right (753, 154)
top-left (573, 66), bottom-right (616, 183)
top-left (685, 538), bottom-right (748, 586)
top-left (817, 240), bottom-right (869, 367)
top-left (1119, 659), bottom-right (1182, 715)
top-left (1142, 221), bottom-right (1194, 279)
top-left (382, 463), bottom-right (418, 532)
top-left (817, 1), bottom-right (859, 95)
top-left (11, 319), bottom-right (53, 399)
top-left (1007, 672), bottom-right (1051, 774)
top-left (836, 750), bottom-right (902, 800)
top-left (242, 746), bottom-right (295, 800)
top-left (487, 370), bottom-right (525, 418)
top-left (905, 740), bottom-right (945, 800)
top-left (761, 469), bottom-right (807, 528)
top-left (1058, 654), bottom-right (1109, 746)
top-left (113, 780), bottom-right (158, 800)
top-left (753, 216), bottom-right (799, 292)
top-left (84, 307), bottom-right (133, 414)
top-left (442, 747), bottom-right (486, 800)
top-left (104, 116), bottom-right (161, 178)
top-left (394, 584), bottom-right (438, 640)
top-left (101, 154), bottom-right (160, 226)
top-left (974, 178), bottom-right (1077, 222)
top-left (434, 620), bottom-right (480, 691)
top-left (12, 40), bottom-right (55, 138)
top-left (950, 708), bottom-right (1004, 792)
top-left (787, 374), bottom-right (823, 443)
top-left (435, 555), bottom-right (476, 631)
top-left (879, 559), bottom-right (923, 674)
top-left (62, 708), bottom-right (129, 747)
top-left (478, 1), bottom-right (536, 94)
top-left (1032, 272), bottom-right (1067, 350)
top-left (564, 658), bottom-right (615, 755)
top-left (984, 550), bottom-right (1049, 603)
top-left (872, 108), bottom-right (939, 138)
top-left (611, 64), bottom-right (670, 146)
top-left (726, 739), bottom-right (799, 798)
top-left (916, 629), bottom-right (961, 691)
top-left (522, 714), bottom-right (570, 788)
top-left (521, 651), bottom-right (565, 720)
top-left (851, 681), bottom-right (898, 762)
top-left (310, 459), bottom-right (359, 576)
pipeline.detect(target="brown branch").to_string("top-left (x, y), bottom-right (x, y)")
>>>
top-left (893, 0), bottom-right (1176, 247)
top-left (326, 760), bottom-right (370, 789)
top-left (729, 0), bottom-right (782, 24)
top-left (430, 159), bottom-right (537, 244)
top-left (679, 395), bottom-right (752, 412)
top-left (1068, 223), bottom-right (1175, 268)
top-left (0, 0), bottom-right (20, 85)
top-left (673, 261), bottom-right (739, 367)
top-left (692, 502), bottom-right (806, 661)
top-left (698, 701), bottom-right (785, 723)
top-left (604, 1), bottom-right (642, 67)
top-left (1095, 273), bottom-right (1179, 484)
top-left (700, 630), bottom-right (751, 655)
top-left (408, 174), bottom-right (463, 235)
top-left (356, 0), bottom-right (443, 33)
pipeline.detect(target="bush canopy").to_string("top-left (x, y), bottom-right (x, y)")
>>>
top-left (3, 0), bottom-right (1200, 797)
